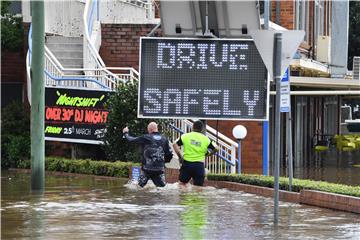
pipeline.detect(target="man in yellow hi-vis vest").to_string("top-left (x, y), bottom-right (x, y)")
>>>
top-left (173, 121), bottom-right (218, 186)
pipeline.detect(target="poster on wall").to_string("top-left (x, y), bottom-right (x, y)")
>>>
top-left (138, 37), bottom-right (268, 121)
top-left (45, 87), bottom-right (112, 144)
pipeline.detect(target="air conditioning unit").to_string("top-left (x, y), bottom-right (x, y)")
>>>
top-left (353, 56), bottom-right (360, 80)
top-left (316, 36), bottom-right (331, 63)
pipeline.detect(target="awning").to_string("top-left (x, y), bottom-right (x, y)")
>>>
top-left (290, 76), bottom-right (360, 90)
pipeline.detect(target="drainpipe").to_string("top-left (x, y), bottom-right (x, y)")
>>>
top-left (275, 0), bottom-right (280, 25)
top-left (264, 0), bottom-right (269, 30)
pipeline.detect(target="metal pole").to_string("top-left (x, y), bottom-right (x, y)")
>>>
top-left (31, 0), bottom-right (45, 192)
top-left (270, 90), bottom-right (360, 96)
top-left (262, 121), bottom-right (269, 175)
top-left (237, 139), bottom-right (241, 174)
top-left (286, 111), bottom-right (293, 191)
top-left (263, 0), bottom-right (270, 177)
top-left (273, 33), bottom-right (282, 225)
top-left (264, 0), bottom-right (269, 30)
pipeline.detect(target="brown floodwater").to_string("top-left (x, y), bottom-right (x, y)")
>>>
top-left (291, 149), bottom-right (360, 186)
top-left (1, 171), bottom-right (360, 239)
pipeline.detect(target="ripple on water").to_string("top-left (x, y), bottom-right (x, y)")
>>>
top-left (2, 171), bottom-right (360, 240)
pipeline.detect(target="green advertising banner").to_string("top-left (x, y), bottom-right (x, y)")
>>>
top-left (45, 87), bottom-right (112, 144)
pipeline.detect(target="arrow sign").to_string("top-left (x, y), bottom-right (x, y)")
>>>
top-left (250, 30), bottom-right (305, 79)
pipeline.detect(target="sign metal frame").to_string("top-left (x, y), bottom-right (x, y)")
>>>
top-left (138, 37), bottom-right (270, 121)
top-left (44, 86), bottom-right (113, 145)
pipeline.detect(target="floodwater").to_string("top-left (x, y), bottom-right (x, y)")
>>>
top-left (2, 171), bottom-right (360, 240)
top-left (292, 149), bottom-right (360, 186)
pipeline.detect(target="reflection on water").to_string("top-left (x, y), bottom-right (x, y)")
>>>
top-left (282, 149), bottom-right (360, 186)
top-left (2, 171), bottom-right (360, 239)
top-left (180, 193), bottom-right (207, 240)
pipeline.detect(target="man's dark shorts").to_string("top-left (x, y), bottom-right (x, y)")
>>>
top-left (138, 171), bottom-right (166, 187)
top-left (179, 160), bottom-right (205, 186)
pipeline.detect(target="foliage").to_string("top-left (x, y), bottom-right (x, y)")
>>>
top-left (348, 1), bottom-right (360, 69)
top-left (1, 1), bottom-right (23, 51)
top-left (207, 174), bottom-right (360, 198)
top-left (103, 81), bottom-right (170, 162)
top-left (1, 101), bottom-right (30, 169)
top-left (17, 157), bottom-right (138, 178)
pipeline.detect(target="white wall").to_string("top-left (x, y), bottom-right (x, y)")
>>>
top-left (22, 0), bottom-right (84, 37)
top-left (22, 0), bottom-right (159, 35)
top-left (99, 1), bottom-right (159, 24)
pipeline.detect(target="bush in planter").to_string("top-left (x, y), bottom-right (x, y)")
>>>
top-left (207, 174), bottom-right (360, 198)
top-left (1, 101), bottom-right (30, 169)
top-left (16, 157), bottom-right (136, 178)
top-left (103, 81), bottom-right (171, 162)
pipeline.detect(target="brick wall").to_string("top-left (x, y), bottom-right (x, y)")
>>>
top-left (207, 120), bottom-right (263, 174)
top-left (271, 1), bottom-right (294, 30)
top-left (1, 23), bottom-right (28, 105)
top-left (99, 24), bottom-right (161, 70)
top-left (1, 51), bottom-right (26, 84)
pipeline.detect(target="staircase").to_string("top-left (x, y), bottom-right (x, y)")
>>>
top-left (46, 36), bottom-right (83, 73)
top-left (26, 0), bottom-right (239, 175)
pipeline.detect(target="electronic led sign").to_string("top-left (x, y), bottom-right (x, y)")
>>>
top-left (138, 37), bottom-right (268, 120)
top-left (45, 87), bottom-right (112, 144)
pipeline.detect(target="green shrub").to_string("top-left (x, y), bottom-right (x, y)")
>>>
top-left (103, 81), bottom-right (170, 162)
top-left (1, 2), bottom-right (23, 51)
top-left (207, 174), bottom-right (360, 198)
top-left (1, 101), bottom-right (30, 169)
top-left (16, 157), bottom-right (137, 178)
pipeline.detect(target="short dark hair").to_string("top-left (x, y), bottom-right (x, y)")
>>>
top-left (192, 121), bottom-right (203, 132)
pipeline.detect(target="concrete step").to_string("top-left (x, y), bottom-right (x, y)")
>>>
top-left (63, 70), bottom-right (84, 76)
top-left (52, 50), bottom-right (83, 59)
top-left (58, 58), bottom-right (83, 68)
top-left (46, 36), bottom-right (83, 44)
top-left (46, 43), bottom-right (83, 51)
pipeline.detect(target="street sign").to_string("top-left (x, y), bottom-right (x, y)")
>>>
top-left (138, 37), bottom-right (268, 120)
top-left (250, 30), bottom-right (305, 79)
top-left (44, 87), bottom-right (112, 144)
top-left (280, 69), bottom-right (290, 112)
top-left (131, 166), bottom-right (141, 182)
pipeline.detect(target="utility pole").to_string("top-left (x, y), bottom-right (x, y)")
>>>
top-left (31, 0), bottom-right (45, 192)
top-left (273, 32), bottom-right (282, 225)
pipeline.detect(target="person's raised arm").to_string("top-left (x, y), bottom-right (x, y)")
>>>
top-left (122, 126), bottom-right (143, 144)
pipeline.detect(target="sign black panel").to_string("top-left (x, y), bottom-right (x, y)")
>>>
top-left (45, 87), bottom-right (111, 144)
top-left (139, 37), bottom-right (268, 120)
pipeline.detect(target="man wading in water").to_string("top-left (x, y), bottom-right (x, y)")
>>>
top-left (173, 120), bottom-right (218, 186)
top-left (123, 122), bottom-right (173, 187)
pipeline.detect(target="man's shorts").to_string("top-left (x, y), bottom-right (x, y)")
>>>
top-left (138, 171), bottom-right (166, 187)
top-left (179, 160), bottom-right (205, 186)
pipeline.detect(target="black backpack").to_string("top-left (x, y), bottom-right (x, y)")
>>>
top-left (142, 136), bottom-right (166, 172)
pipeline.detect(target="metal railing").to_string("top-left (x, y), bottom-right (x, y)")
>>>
top-left (26, 0), bottom-right (236, 176)
top-left (169, 120), bottom-right (238, 174)
top-left (83, 0), bottom-right (130, 88)
top-left (26, 21), bottom-right (139, 99)
top-left (118, 0), bottom-right (155, 19)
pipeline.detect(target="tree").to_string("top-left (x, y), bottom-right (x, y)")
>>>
top-left (103, 81), bottom-right (170, 162)
top-left (348, 1), bottom-right (360, 70)
top-left (1, 1), bottom-right (23, 51)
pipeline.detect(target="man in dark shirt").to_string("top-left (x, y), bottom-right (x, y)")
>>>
top-left (123, 122), bottom-right (173, 187)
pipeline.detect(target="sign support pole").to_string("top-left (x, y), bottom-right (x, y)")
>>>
top-left (273, 32), bottom-right (282, 225)
top-left (31, 0), bottom-right (45, 192)
top-left (286, 111), bottom-right (294, 191)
